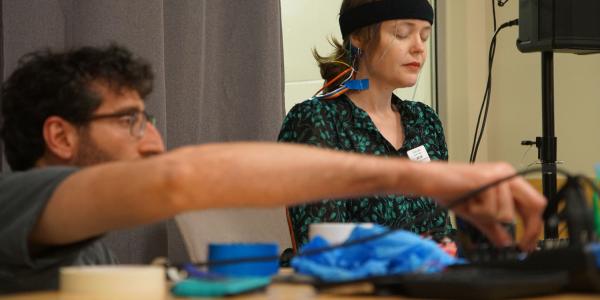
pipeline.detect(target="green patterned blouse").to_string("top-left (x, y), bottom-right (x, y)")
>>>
top-left (278, 94), bottom-right (454, 247)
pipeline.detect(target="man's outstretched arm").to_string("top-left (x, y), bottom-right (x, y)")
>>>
top-left (30, 142), bottom-right (545, 250)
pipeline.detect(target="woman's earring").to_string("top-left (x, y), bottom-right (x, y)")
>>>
top-left (350, 45), bottom-right (362, 58)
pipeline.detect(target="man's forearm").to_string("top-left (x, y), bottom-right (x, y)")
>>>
top-left (167, 143), bottom-right (421, 210)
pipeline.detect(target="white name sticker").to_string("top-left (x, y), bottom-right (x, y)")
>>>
top-left (407, 145), bottom-right (431, 163)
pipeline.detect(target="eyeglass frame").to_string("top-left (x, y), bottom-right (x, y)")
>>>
top-left (85, 110), bottom-right (156, 138)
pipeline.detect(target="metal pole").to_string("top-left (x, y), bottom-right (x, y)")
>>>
top-left (541, 51), bottom-right (558, 239)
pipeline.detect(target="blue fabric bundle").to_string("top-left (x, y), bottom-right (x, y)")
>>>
top-left (291, 225), bottom-right (462, 282)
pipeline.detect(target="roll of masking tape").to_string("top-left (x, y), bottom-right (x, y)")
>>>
top-left (60, 265), bottom-right (165, 298)
top-left (309, 222), bottom-right (374, 245)
top-left (208, 243), bottom-right (279, 277)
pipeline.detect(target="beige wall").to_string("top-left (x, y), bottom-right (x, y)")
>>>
top-left (439, 1), bottom-right (600, 177)
top-left (280, 0), bottom-right (341, 112)
top-left (437, 0), bottom-right (491, 163)
top-left (280, 0), bottom-right (435, 113)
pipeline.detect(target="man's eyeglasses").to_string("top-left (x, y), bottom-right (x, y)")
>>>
top-left (87, 110), bottom-right (156, 138)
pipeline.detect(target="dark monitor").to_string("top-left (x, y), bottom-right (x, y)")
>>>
top-left (517, 0), bottom-right (600, 54)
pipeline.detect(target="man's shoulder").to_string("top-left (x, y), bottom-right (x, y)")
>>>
top-left (0, 166), bottom-right (78, 184)
top-left (0, 167), bottom-right (79, 221)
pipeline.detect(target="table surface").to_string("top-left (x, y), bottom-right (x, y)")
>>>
top-left (2, 282), bottom-right (600, 300)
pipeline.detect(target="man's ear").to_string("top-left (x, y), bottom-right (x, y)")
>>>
top-left (42, 116), bottom-right (80, 161)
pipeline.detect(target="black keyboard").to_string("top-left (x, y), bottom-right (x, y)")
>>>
top-left (460, 239), bottom-right (571, 265)
top-left (373, 267), bottom-right (568, 300)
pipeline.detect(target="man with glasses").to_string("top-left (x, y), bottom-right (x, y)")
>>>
top-left (0, 45), bottom-right (545, 292)
top-left (88, 110), bottom-right (156, 138)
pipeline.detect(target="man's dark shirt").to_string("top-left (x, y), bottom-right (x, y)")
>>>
top-left (0, 167), bottom-right (118, 293)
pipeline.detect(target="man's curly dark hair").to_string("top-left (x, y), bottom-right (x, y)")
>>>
top-left (1, 44), bottom-right (154, 171)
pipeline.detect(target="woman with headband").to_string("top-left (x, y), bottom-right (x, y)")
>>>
top-left (278, 0), bottom-right (453, 248)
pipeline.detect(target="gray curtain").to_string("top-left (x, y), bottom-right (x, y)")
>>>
top-left (0, 0), bottom-right (285, 263)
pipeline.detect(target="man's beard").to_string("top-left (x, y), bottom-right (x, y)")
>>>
top-left (71, 131), bottom-right (117, 167)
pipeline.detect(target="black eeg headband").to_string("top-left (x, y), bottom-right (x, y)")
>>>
top-left (339, 0), bottom-right (434, 37)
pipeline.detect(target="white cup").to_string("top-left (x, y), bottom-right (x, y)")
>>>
top-left (308, 222), bottom-right (374, 245)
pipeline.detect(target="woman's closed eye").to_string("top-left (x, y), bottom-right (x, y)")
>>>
top-left (420, 30), bottom-right (431, 42)
top-left (395, 27), bottom-right (411, 40)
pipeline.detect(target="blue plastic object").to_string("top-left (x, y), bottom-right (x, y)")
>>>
top-left (171, 277), bottom-right (271, 297)
top-left (343, 79), bottom-right (369, 91)
top-left (208, 243), bottom-right (279, 277)
top-left (291, 225), bottom-right (462, 282)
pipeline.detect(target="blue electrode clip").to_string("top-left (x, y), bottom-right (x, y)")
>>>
top-left (343, 79), bottom-right (369, 91)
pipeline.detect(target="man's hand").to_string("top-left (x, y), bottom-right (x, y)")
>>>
top-left (413, 162), bottom-right (546, 251)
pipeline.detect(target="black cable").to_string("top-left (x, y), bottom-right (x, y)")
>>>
top-left (471, 0), bottom-right (500, 163)
top-left (185, 166), bottom-right (574, 269)
top-left (471, 19), bottom-right (520, 162)
top-left (493, 0), bottom-right (513, 32)
top-left (469, 19), bottom-right (518, 163)
top-left (469, 34), bottom-right (497, 163)
top-left (553, 175), bottom-right (600, 239)
top-left (498, 0), bottom-right (510, 7)
top-left (492, 0), bottom-right (498, 31)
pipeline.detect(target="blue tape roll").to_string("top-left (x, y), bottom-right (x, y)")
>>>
top-left (208, 243), bottom-right (279, 277)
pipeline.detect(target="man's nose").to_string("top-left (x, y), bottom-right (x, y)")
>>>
top-left (138, 121), bottom-right (165, 157)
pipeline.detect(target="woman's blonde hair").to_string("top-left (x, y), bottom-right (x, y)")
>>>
top-left (313, 0), bottom-right (383, 92)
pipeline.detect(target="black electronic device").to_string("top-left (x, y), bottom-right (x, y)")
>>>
top-left (517, 0), bottom-right (600, 54)
top-left (310, 267), bottom-right (569, 300)
top-left (373, 268), bottom-right (568, 300)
